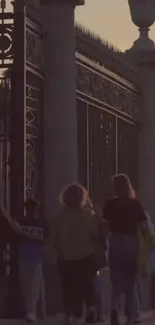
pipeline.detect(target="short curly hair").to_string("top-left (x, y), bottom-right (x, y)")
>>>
top-left (59, 183), bottom-right (88, 208)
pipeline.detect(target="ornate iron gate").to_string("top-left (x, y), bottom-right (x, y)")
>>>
top-left (0, 0), bottom-right (44, 316)
top-left (76, 52), bottom-right (140, 206)
top-left (10, 0), bottom-right (44, 218)
top-left (0, 0), bottom-right (13, 211)
top-left (0, 0), bottom-right (44, 215)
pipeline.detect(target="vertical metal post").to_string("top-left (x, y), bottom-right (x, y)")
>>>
top-left (115, 116), bottom-right (118, 175)
top-left (9, 0), bottom-right (26, 317)
top-left (10, 0), bottom-right (26, 219)
top-left (3, 80), bottom-right (7, 209)
top-left (86, 102), bottom-right (90, 192)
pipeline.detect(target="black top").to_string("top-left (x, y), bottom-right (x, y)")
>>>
top-left (18, 217), bottom-right (49, 263)
top-left (103, 198), bottom-right (146, 235)
top-left (18, 216), bottom-right (49, 243)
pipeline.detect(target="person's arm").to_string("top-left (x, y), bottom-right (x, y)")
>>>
top-left (0, 202), bottom-right (22, 234)
top-left (44, 220), bottom-right (50, 243)
top-left (0, 202), bottom-right (11, 223)
top-left (136, 201), bottom-right (151, 241)
top-left (136, 201), bottom-right (147, 228)
top-left (145, 212), bottom-right (155, 234)
top-left (137, 202), bottom-right (155, 261)
top-left (90, 213), bottom-right (98, 243)
top-left (49, 215), bottom-right (59, 265)
top-left (102, 200), bottom-right (111, 234)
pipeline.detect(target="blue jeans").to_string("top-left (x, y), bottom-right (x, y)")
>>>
top-left (94, 271), bottom-right (104, 317)
top-left (125, 278), bottom-right (142, 319)
top-left (132, 279), bottom-right (142, 319)
top-left (109, 234), bottom-right (138, 318)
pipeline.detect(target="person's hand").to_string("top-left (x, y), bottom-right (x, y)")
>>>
top-left (51, 253), bottom-right (57, 266)
top-left (11, 221), bottom-right (22, 233)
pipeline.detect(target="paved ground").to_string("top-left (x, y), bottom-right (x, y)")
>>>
top-left (0, 312), bottom-right (154, 325)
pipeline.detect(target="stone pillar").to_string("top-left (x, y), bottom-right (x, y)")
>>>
top-left (137, 58), bottom-right (155, 219)
top-left (126, 1), bottom-right (155, 312)
top-left (127, 0), bottom-right (155, 219)
top-left (40, 0), bottom-right (84, 314)
top-left (126, 51), bottom-right (155, 220)
top-left (41, 1), bottom-right (81, 218)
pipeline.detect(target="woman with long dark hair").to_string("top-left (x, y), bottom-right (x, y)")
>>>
top-left (103, 174), bottom-right (147, 325)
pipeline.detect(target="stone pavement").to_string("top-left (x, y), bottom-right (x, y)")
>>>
top-left (0, 312), bottom-right (154, 325)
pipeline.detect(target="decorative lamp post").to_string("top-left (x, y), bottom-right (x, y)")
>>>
top-left (127, 3), bottom-right (155, 235)
top-left (40, 0), bottom-right (85, 5)
top-left (75, 0), bottom-right (85, 4)
top-left (128, 0), bottom-right (155, 50)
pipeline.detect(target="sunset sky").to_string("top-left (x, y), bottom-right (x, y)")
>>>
top-left (75, 0), bottom-right (155, 51)
top-left (7, 0), bottom-right (155, 51)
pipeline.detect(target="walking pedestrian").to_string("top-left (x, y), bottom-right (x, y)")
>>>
top-left (51, 184), bottom-right (99, 325)
top-left (150, 246), bottom-right (155, 311)
top-left (131, 211), bottom-right (155, 323)
top-left (103, 174), bottom-right (147, 325)
top-left (0, 201), bottom-right (26, 316)
top-left (18, 198), bottom-right (49, 323)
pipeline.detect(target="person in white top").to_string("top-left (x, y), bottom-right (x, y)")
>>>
top-left (132, 211), bottom-right (154, 323)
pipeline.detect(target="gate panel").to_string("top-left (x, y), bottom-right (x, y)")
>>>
top-left (76, 53), bottom-right (140, 204)
top-left (117, 119), bottom-right (138, 189)
top-left (88, 106), bottom-right (116, 205)
top-left (10, 0), bottom-right (25, 218)
top-left (0, 0), bottom-right (13, 211)
top-left (77, 98), bottom-right (88, 189)
top-left (0, 76), bottom-right (10, 209)
top-left (10, 1), bottom-right (44, 218)
top-left (26, 5), bottom-right (44, 203)
top-left (0, 0), bottom-right (44, 316)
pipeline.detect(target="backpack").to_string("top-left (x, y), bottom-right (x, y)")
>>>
top-left (138, 213), bottom-right (155, 277)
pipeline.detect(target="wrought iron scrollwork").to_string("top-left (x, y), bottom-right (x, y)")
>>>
top-left (25, 10), bottom-right (44, 199)
top-left (88, 106), bottom-right (116, 204)
top-left (0, 0), bottom-right (14, 68)
top-left (0, 75), bottom-right (11, 209)
top-left (26, 24), bottom-right (45, 73)
top-left (26, 137), bottom-right (37, 197)
top-left (76, 99), bottom-right (88, 188)
top-left (76, 62), bottom-right (140, 120)
top-left (26, 82), bottom-right (40, 197)
top-left (76, 56), bottom-right (139, 204)
top-left (117, 119), bottom-right (138, 188)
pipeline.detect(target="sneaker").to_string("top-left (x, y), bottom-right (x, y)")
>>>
top-left (64, 315), bottom-right (73, 325)
top-left (25, 313), bottom-right (37, 323)
top-left (133, 318), bottom-right (142, 324)
top-left (56, 313), bottom-right (71, 325)
top-left (85, 311), bottom-right (96, 323)
top-left (73, 317), bottom-right (85, 325)
top-left (97, 315), bottom-right (106, 323)
top-left (110, 310), bottom-right (120, 325)
top-left (126, 317), bottom-right (133, 325)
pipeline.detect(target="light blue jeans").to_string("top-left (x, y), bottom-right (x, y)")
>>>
top-left (125, 278), bottom-right (142, 319)
top-left (94, 270), bottom-right (105, 317)
top-left (19, 263), bottom-right (43, 316)
top-left (132, 279), bottom-right (142, 319)
top-left (109, 234), bottom-right (138, 318)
